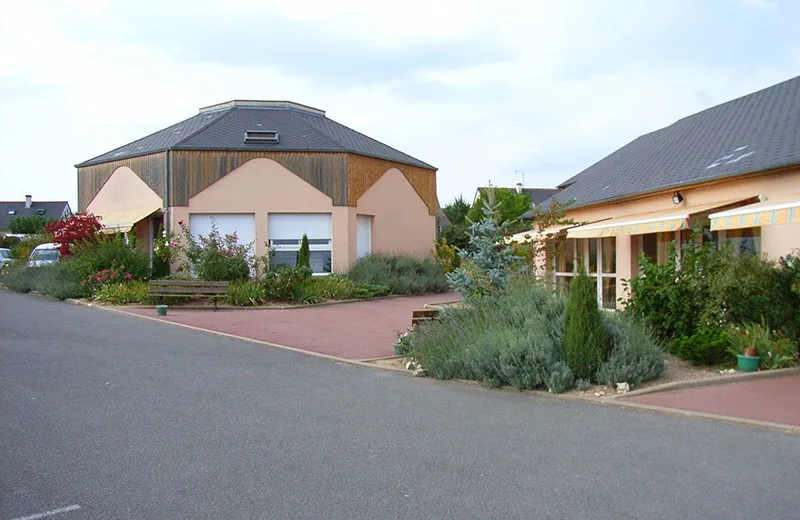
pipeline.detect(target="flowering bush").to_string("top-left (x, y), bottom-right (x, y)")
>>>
top-left (80, 262), bottom-right (135, 293)
top-left (65, 233), bottom-right (150, 295)
top-left (179, 219), bottom-right (254, 281)
top-left (45, 213), bottom-right (103, 256)
top-left (153, 224), bottom-right (181, 263)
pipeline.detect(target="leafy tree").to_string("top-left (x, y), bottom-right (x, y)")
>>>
top-left (515, 198), bottom-right (576, 278)
top-left (45, 213), bottom-right (103, 256)
top-left (297, 233), bottom-right (311, 269)
top-left (442, 195), bottom-right (471, 226)
top-left (447, 187), bottom-right (520, 303)
top-left (466, 187), bottom-right (532, 228)
top-left (563, 268), bottom-right (609, 381)
top-left (9, 214), bottom-right (54, 234)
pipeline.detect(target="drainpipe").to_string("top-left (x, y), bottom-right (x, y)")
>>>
top-left (164, 151), bottom-right (170, 235)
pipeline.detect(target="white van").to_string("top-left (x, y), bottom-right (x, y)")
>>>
top-left (28, 243), bottom-right (61, 267)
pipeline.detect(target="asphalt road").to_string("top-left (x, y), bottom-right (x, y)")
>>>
top-left (1, 290), bottom-right (799, 520)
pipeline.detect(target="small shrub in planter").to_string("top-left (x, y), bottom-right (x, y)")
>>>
top-left (563, 269), bottom-right (609, 381)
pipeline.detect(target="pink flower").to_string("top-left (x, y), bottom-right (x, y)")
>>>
top-left (170, 241), bottom-right (177, 247)
top-left (124, 273), bottom-right (132, 280)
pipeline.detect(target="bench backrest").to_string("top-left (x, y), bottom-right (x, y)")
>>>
top-left (148, 280), bottom-right (229, 294)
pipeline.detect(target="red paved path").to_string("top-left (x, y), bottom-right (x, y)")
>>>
top-left (623, 375), bottom-right (800, 426)
top-left (123, 293), bottom-right (459, 360)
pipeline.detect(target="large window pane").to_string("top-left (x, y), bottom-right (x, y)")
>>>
top-left (557, 239), bottom-right (576, 273)
top-left (310, 251), bottom-right (332, 273)
top-left (726, 228), bottom-right (761, 256)
top-left (642, 234), bottom-right (657, 264)
top-left (602, 277), bottom-right (616, 309)
top-left (272, 250), bottom-right (297, 267)
top-left (588, 239), bottom-right (598, 273)
top-left (601, 237), bottom-right (616, 274)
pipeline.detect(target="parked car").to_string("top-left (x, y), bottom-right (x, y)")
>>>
top-left (27, 243), bottom-right (60, 267)
top-left (0, 248), bottom-right (12, 269)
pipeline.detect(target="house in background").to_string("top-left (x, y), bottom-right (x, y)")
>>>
top-left (516, 75), bottom-right (800, 309)
top-left (0, 195), bottom-right (72, 233)
top-left (75, 100), bottom-right (438, 273)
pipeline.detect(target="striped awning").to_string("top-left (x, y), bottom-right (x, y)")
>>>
top-left (508, 223), bottom-right (586, 243)
top-left (709, 194), bottom-right (800, 231)
top-left (566, 199), bottom-right (753, 239)
top-left (97, 205), bottom-right (161, 234)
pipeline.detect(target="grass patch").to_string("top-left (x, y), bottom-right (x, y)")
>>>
top-left (347, 254), bottom-right (450, 295)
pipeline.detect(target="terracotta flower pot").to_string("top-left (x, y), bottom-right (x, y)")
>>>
top-left (744, 346), bottom-right (758, 357)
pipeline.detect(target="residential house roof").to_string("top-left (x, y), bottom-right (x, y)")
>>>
top-left (546, 74), bottom-right (800, 209)
top-left (76, 100), bottom-right (436, 170)
top-left (0, 200), bottom-right (72, 232)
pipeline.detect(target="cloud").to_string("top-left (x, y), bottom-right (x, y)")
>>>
top-left (0, 0), bottom-right (799, 210)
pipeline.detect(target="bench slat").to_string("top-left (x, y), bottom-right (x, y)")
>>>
top-left (149, 280), bottom-right (229, 287)
top-left (148, 287), bottom-right (228, 295)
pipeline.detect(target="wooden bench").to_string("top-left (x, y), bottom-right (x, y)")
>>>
top-left (411, 307), bottom-right (440, 327)
top-left (148, 280), bottom-right (230, 311)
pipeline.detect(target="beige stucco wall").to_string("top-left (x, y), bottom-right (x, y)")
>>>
top-left (355, 167), bottom-right (436, 259)
top-left (558, 168), bottom-right (800, 304)
top-left (170, 158), bottom-right (336, 263)
top-left (86, 166), bottom-right (163, 215)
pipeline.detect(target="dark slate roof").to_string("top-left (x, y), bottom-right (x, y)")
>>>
top-left (76, 101), bottom-right (435, 170)
top-left (546, 74), bottom-right (800, 209)
top-left (0, 201), bottom-right (72, 232)
top-left (476, 186), bottom-right (559, 206)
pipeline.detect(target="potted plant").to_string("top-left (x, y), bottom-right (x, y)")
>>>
top-left (726, 320), bottom-right (770, 372)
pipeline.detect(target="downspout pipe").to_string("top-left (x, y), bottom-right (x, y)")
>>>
top-left (164, 150), bottom-right (170, 235)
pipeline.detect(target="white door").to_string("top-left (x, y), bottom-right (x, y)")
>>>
top-left (357, 215), bottom-right (372, 259)
top-left (189, 214), bottom-right (256, 248)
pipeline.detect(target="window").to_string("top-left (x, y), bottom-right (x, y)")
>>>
top-left (722, 228), bottom-right (761, 256)
top-left (244, 130), bottom-right (279, 144)
top-left (268, 214), bottom-right (332, 274)
top-left (553, 237), bottom-right (617, 309)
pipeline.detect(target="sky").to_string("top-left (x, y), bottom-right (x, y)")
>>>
top-left (1, 0), bottom-right (799, 211)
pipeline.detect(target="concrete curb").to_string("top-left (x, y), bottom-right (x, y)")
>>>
top-left (602, 398), bottom-right (800, 435)
top-left (606, 367), bottom-right (800, 400)
top-left (68, 298), bottom-right (416, 376)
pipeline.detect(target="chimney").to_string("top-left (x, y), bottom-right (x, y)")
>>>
top-left (25, 195), bottom-right (32, 208)
top-left (515, 183), bottom-right (523, 194)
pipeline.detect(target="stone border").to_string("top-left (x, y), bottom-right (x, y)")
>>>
top-left (606, 367), bottom-right (800, 400)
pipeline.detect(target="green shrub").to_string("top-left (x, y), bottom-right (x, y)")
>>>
top-left (575, 378), bottom-right (592, 391)
top-left (726, 320), bottom-right (798, 370)
top-left (93, 281), bottom-right (151, 305)
top-left (297, 234), bottom-right (310, 270)
top-left (563, 269), bottom-right (609, 381)
top-left (625, 241), bottom-right (800, 344)
top-left (671, 328), bottom-right (730, 366)
top-left (181, 219), bottom-right (253, 282)
top-left (409, 278), bottom-right (565, 390)
top-left (263, 265), bottom-right (313, 301)
top-left (66, 234), bottom-right (150, 286)
top-left (347, 254), bottom-right (449, 295)
top-left (301, 275), bottom-right (389, 302)
top-left (10, 214), bottom-right (53, 234)
top-left (226, 280), bottom-right (266, 306)
top-left (0, 264), bottom-right (81, 300)
top-left (11, 234), bottom-right (53, 261)
top-left (596, 313), bottom-right (664, 387)
top-left (546, 361), bottom-right (575, 394)
top-left (432, 238), bottom-right (460, 273)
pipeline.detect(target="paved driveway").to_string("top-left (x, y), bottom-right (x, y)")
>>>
top-left (122, 293), bottom-right (459, 360)
top-left (3, 289), bottom-right (800, 520)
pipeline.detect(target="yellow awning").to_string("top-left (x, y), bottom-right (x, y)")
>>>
top-left (709, 194), bottom-right (800, 231)
top-left (97, 206), bottom-right (161, 234)
top-left (566, 199), bottom-right (753, 239)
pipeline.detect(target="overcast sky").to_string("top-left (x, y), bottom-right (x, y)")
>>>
top-left (1, 0), bottom-right (798, 210)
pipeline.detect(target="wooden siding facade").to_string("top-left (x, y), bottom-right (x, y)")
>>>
top-left (78, 150), bottom-right (436, 214)
top-left (168, 150), bottom-right (348, 207)
top-left (347, 154), bottom-right (437, 215)
top-left (77, 152), bottom-right (166, 212)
